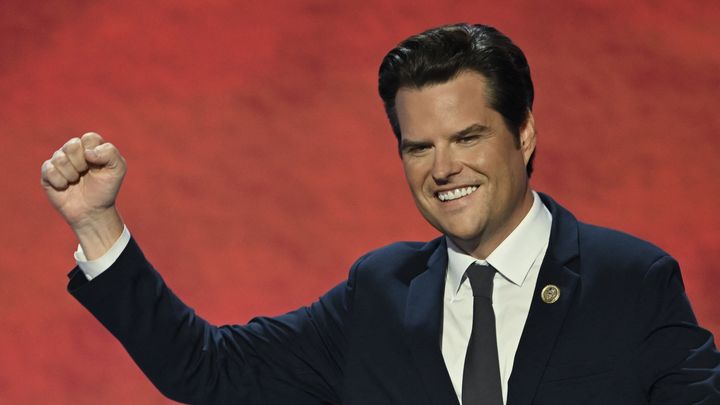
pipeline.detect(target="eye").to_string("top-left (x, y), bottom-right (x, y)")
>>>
top-left (457, 135), bottom-right (479, 144)
top-left (403, 143), bottom-right (432, 156)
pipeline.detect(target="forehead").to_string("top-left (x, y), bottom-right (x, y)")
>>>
top-left (395, 71), bottom-right (497, 139)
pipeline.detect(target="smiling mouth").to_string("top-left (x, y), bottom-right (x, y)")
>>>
top-left (436, 186), bottom-right (479, 202)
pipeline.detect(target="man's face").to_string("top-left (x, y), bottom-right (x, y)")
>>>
top-left (395, 71), bottom-right (536, 258)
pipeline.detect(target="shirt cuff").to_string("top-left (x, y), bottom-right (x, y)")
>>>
top-left (74, 225), bottom-right (131, 281)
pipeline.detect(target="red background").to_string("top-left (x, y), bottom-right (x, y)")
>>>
top-left (1, 1), bottom-right (719, 403)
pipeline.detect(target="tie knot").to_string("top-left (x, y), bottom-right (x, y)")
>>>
top-left (465, 263), bottom-right (495, 300)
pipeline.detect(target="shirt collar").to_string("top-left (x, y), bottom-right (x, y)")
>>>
top-left (446, 191), bottom-right (552, 295)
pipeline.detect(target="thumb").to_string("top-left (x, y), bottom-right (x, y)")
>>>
top-left (84, 143), bottom-right (120, 168)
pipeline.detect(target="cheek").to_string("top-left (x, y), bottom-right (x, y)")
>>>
top-left (469, 146), bottom-right (517, 178)
top-left (402, 161), bottom-right (429, 190)
top-left (458, 145), bottom-right (493, 170)
top-left (402, 165), bottom-right (414, 185)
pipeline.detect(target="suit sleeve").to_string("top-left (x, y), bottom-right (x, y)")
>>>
top-left (636, 255), bottom-right (720, 404)
top-left (67, 237), bottom-right (358, 404)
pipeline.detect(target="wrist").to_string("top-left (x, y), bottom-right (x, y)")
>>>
top-left (71, 207), bottom-right (124, 260)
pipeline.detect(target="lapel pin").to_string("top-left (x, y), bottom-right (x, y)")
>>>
top-left (541, 284), bottom-right (560, 304)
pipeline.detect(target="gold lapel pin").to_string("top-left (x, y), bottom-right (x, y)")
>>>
top-left (541, 284), bottom-right (560, 304)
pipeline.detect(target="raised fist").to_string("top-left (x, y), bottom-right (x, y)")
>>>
top-left (41, 132), bottom-right (126, 257)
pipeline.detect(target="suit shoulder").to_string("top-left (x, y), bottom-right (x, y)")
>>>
top-left (576, 222), bottom-right (674, 274)
top-left (355, 239), bottom-right (439, 267)
top-left (348, 238), bottom-right (442, 281)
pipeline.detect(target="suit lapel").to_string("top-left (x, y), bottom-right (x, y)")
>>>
top-left (404, 238), bottom-right (461, 405)
top-left (506, 258), bottom-right (579, 405)
top-left (507, 194), bottom-right (581, 405)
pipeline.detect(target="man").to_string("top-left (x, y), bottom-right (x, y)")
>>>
top-left (41, 23), bottom-right (719, 404)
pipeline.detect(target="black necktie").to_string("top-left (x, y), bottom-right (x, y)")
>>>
top-left (462, 263), bottom-right (503, 405)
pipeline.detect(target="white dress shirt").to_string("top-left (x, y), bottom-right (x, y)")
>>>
top-left (75, 225), bottom-right (131, 280)
top-left (75, 192), bottom-right (552, 404)
top-left (441, 191), bottom-right (552, 404)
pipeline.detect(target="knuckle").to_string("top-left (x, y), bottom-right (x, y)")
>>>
top-left (46, 168), bottom-right (64, 185)
top-left (51, 150), bottom-right (69, 165)
top-left (66, 171), bottom-right (80, 181)
top-left (40, 160), bottom-right (52, 175)
top-left (62, 137), bottom-right (82, 152)
top-left (102, 142), bottom-right (121, 157)
top-left (52, 176), bottom-right (68, 188)
top-left (81, 132), bottom-right (103, 147)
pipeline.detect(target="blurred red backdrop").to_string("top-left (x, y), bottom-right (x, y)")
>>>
top-left (1, 0), bottom-right (718, 403)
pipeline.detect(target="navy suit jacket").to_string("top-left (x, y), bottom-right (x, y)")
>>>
top-left (68, 194), bottom-right (720, 404)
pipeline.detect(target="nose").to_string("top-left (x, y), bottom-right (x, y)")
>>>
top-left (431, 146), bottom-right (461, 184)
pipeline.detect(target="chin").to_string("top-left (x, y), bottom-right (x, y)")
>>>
top-left (423, 210), bottom-right (485, 240)
top-left (441, 225), bottom-right (484, 243)
top-left (443, 215), bottom-right (483, 233)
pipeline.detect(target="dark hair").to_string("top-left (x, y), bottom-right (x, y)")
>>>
top-left (378, 23), bottom-right (535, 176)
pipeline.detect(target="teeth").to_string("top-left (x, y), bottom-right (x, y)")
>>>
top-left (438, 186), bottom-right (478, 202)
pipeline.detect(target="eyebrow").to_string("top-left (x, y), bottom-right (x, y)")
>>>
top-left (450, 123), bottom-right (492, 140)
top-left (399, 138), bottom-right (431, 152)
top-left (400, 123), bottom-right (492, 151)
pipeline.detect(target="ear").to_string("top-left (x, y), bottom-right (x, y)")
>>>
top-left (519, 111), bottom-right (536, 165)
